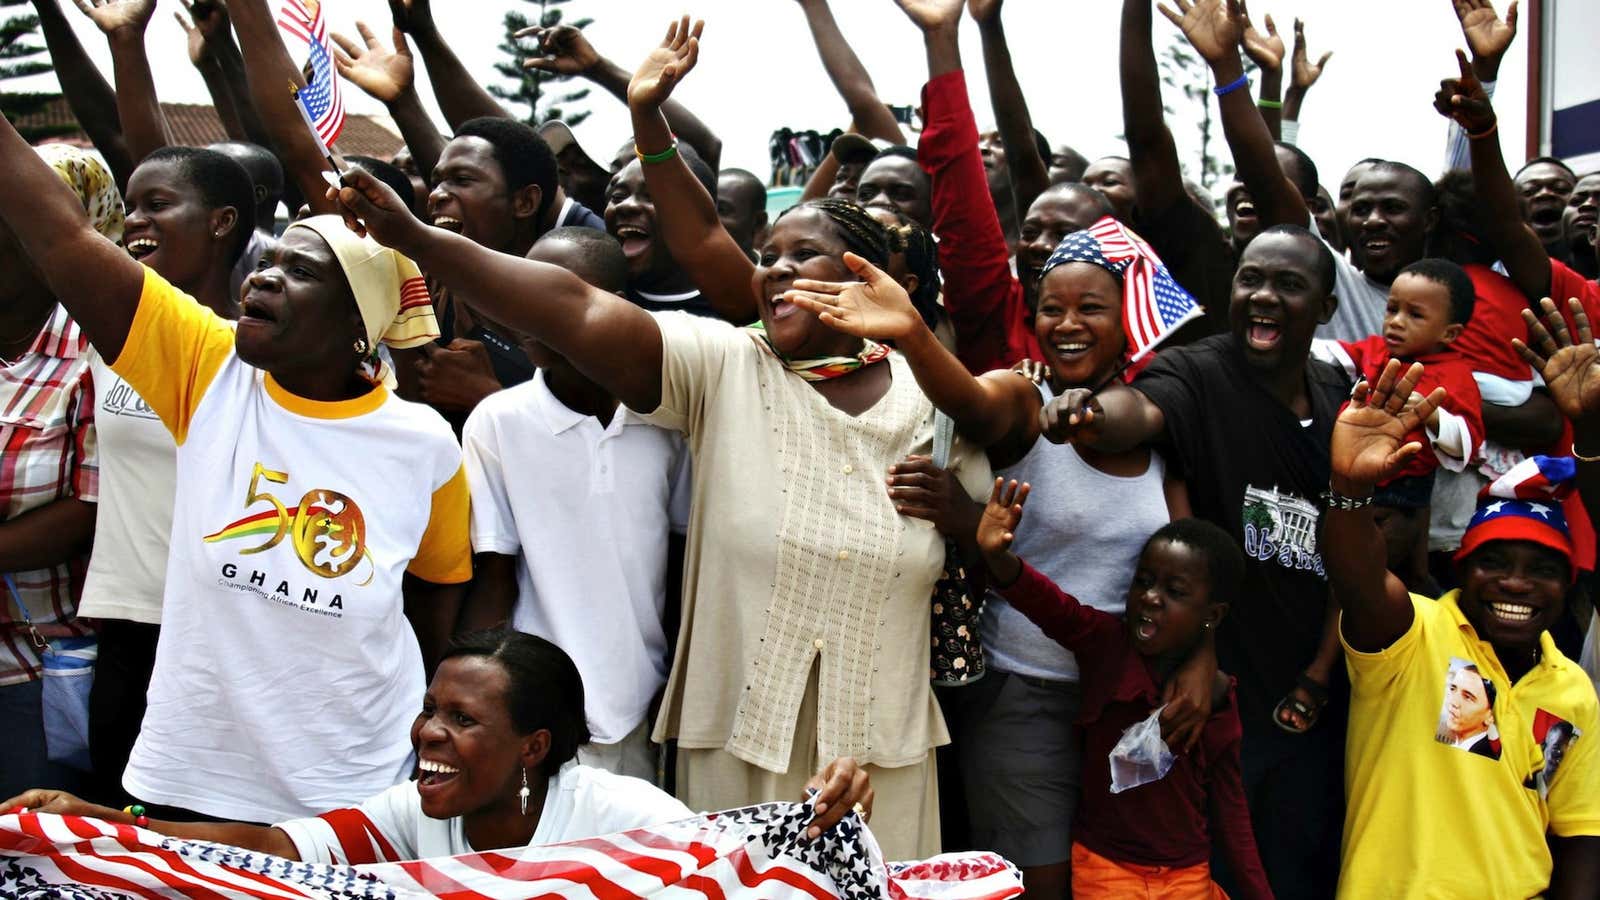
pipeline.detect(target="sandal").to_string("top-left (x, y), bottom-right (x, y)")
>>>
top-left (1273, 673), bottom-right (1330, 734)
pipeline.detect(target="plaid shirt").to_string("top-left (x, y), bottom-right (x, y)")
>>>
top-left (0, 304), bottom-right (98, 686)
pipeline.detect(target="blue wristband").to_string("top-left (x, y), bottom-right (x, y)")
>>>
top-left (1213, 73), bottom-right (1250, 97)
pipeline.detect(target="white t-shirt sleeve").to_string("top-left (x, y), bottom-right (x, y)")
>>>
top-left (275, 781), bottom-right (421, 865)
top-left (538, 764), bottom-right (694, 845)
top-left (463, 400), bottom-right (521, 556)
top-left (667, 437), bottom-right (693, 536)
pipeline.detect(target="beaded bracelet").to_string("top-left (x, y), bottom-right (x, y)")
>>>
top-left (1214, 73), bottom-right (1250, 96)
top-left (636, 141), bottom-right (679, 165)
top-left (123, 804), bottom-right (149, 828)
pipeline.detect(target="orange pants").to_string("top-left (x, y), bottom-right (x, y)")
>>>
top-left (1070, 842), bottom-right (1229, 899)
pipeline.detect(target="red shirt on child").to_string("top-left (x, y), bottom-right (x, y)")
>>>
top-left (1328, 335), bottom-right (1484, 483)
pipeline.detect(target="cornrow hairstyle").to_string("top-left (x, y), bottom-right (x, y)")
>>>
top-left (779, 197), bottom-right (893, 270)
top-left (881, 210), bottom-right (943, 328)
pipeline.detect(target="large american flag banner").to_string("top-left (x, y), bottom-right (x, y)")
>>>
top-left (1046, 215), bottom-right (1201, 366)
top-left (0, 802), bottom-right (1021, 899)
top-left (279, 0), bottom-right (345, 147)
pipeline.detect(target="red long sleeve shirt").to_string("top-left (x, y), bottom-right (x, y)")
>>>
top-left (999, 560), bottom-right (1274, 900)
top-left (917, 71), bottom-right (1040, 374)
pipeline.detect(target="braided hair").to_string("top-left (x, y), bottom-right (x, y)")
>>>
top-left (880, 211), bottom-right (944, 329)
top-left (777, 197), bottom-right (892, 269)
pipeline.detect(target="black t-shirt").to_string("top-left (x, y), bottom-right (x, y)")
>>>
top-left (1134, 333), bottom-right (1352, 733)
top-left (626, 286), bottom-right (723, 320)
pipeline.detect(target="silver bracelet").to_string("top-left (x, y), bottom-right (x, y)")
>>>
top-left (1321, 488), bottom-right (1375, 511)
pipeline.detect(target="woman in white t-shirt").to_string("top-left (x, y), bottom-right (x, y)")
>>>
top-left (5, 630), bottom-right (877, 862)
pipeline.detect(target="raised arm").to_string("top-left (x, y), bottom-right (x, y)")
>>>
top-left (969, 0), bottom-right (1049, 220)
top-left (1120, 0), bottom-right (1187, 215)
top-left (30, 0), bottom-right (132, 187)
top-left (785, 252), bottom-right (1042, 453)
top-left (391, 0), bottom-right (509, 127)
top-left (75, 0), bottom-right (171, 164)
top-left (332, 23), bottom-right (447, 185)
top-left (1444, 0), bottom-right (1516, 170)
top-left (626, 18), bottom-right (755, 321)
top-left (0, 114), bottom-right (145, 359)
top-left (331, 166), bottom-right (663, 413)
top-left (1238, 1), bottom-right (1284, 140)
top-left (1280, 17), bottom-right (1331, 139)
top-left (1038, 383), bottom-right (1167, 454)
top-left (522, 22), bottom-right (723, 171)
top-left (1436, 49), bottom-right (1551, 301)
top-left (1161, 0), bottom-right (1308, 226)
top-left (226, 0), bottom-right (339, 214)
top-left (1325, 360), bottom-right (1444, 651)
top-left (176, 0), bottom-right (274, 148)
top-left (1515, 299), bottom-right (1600, 526)
top-left (793, 0), bottom-right (905, 144)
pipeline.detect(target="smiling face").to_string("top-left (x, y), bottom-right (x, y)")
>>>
top-left (428, 137), bottom-right (532, 254)
top-left (1443, 666), bottom-right (1493, 740)
top-left (1347, 169), bottom-right (1435, 283)
top-left (1225, 181), bottom-right (1259, 249)
top-left (1034, 262), bottom-right (1125, 387)
top-left (1337, 160), bottom-right (1377, 247)
top-left (1124, 538), bottom-right (1223, 658)
top-left (236, 228), bottom-right (364, 375)
top-left (752, 207), bottom-right (864, 359)
top-left (856, 155), bottom-right (932, 227)
top-left (410, 655), bottom-right (547, 821)
top-left (1229, 231), bottom-right (1334, 374)
top-left (1455, 539), bottom-right (1569, 656)
top-left (123, 158), bottom-right (236, 292)
top-left (1517, 162), bottom-right (1576, 246)
top-left (604, 160), bottom-right (677, 283)
top-left (1018, 188), bottom-right (1110, 293)
top-left (1383, 272), bottom-right (1460, 358)
top-left (1082, 158), bottom-right (1135, 222)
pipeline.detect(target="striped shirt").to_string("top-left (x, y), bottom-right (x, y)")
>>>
top-left (0, 304), bottom-right (98, 686)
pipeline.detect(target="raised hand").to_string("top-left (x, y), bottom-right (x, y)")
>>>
top-left (1330, 359), bottom-right (1446, 494)
top-left (1452, 0), bottom-right (1518, 68)
top-left (332, 23), bottom-right (415, 105)
top-left (893, 0), bottom-right (966, 33)
top-left (965, 0), bottom-right (1002, 26)
top-left (1157, 0), bottom-right (1245, 68)
top-left (976, 478), bottom-right (1030, 561)
top-left (1038, 387), bottom-right (1103, 445)
top-left (327, 165), bottom-right (428, 252)
top-left (1514, 297), bottom-right (1600, 424)
top-left (1289, 18), bottom-right (1331, 91)
top-left (386, 0), bottom-right (435, 37)
top-left (73, 0), bottom-right (156, 35)
top-left (518, 23), bottom-right (601, 76)
top-left (1432, 49), bottom-right (1495, 134)
top-left (1239, 1), bottom-right (1284, 73)
top-left (627, 16), bottom-right (702, 111)
top-left (784, 252), bottom-right (924, 343)
top-left (175, 0), bottom-right (231, 65)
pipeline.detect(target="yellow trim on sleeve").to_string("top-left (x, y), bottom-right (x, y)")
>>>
top-left (408, 463), bottom-right (473, 584)
top-left (108, 266), bottom-right (235, 444)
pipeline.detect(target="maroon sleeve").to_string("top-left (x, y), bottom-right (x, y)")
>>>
top-left (916, 71), bottom-right (1038, 374)
top-left (997, 559), bottom-right (1121, 653)
top-left (1205, 697), bottom-right (1274, 900)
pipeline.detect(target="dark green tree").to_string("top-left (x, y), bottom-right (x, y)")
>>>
top-left (0, 0), bottom-right (71, 141)
top-left (491, 0), bottom-right (591, 127)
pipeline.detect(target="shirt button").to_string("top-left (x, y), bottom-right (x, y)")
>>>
top-left (814, 638), bottom-right (825, 650)
top-left (838, 550), bottom-right (850, 561)
top-left (843, 464), bottom-right (854, 475)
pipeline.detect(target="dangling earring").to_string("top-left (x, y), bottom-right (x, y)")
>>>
top-left (518, 767), bottom-right (530, 815)
top-left (353, 337), bottom-right (369, 356)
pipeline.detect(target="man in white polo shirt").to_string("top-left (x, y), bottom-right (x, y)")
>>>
top-left (462, 227), bottom-right (689, 782)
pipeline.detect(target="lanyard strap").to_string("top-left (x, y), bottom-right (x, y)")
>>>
top-left (3, 573), bottom-right (47, 651)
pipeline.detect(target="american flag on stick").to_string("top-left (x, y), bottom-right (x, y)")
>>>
top-left (0, 803), bottom-right (1023, 900)
top-left (279, 0), bottom-right (345, 148)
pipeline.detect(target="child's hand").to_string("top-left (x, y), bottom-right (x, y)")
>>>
top-left (976, 479), bottom-right (1029, 586)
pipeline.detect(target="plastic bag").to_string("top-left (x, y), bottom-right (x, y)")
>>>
top-left (41, 636), bottom-right (97, 771)
top-left (1108, 705), bottom-right (1176, 794)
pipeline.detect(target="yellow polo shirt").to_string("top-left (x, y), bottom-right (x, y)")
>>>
top-left (1340, 591), bottom-right (1600, 898)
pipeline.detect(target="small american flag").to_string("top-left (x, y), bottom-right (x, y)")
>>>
top-left (0, 804), bottom-right (1022, 900)
top-left (1046, 216), bottom-right (1201, 365)
top-left (279, 0), bottom-right (345, 147)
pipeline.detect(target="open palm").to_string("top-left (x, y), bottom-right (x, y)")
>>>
top-left (1515, 298), bottom-right (1600, 423)
top-left (1455, 0), bottom-right (1518, 60)
top-left (627, 16), bottom-right (701, 110)
top-left (1158, 0), bottom-right (1244, 66)
top-left (1331, 360), bottom-right (1443, 489)
top-left (783, 252), bottom-right (924, 342)
top-left (977, 479), bottom-right (1029, 557)
top-left (74, 0), bottom-right (156, 34)
top-left (1240, 3), bottom-right (1283, 72)
top-left (332, 24), bottom-right (414, 104)
top-left (895, 0), bottom-right (965, 32)
top-left (1290, 18), bottom-right (1331, 90)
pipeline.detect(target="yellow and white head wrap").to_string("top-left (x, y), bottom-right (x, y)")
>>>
top-left (36, 144), bottom-right (123, 243)
top-left (286, 215), bottom-right (440, 352)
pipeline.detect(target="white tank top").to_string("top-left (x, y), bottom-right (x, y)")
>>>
top-left (983, 382), bottom-right (1170, 681)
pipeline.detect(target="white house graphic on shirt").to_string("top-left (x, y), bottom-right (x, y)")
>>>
top-left (1241, 484), bottom-right (1324, 576)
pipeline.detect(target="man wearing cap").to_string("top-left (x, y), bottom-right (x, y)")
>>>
top-left (538, 120), bottom-right (617, 229)
top-left (1322, 346), bottom-right (1600, 899)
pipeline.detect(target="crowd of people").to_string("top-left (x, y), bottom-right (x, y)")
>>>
top-left (2, 0), bottom-right (1600, 896)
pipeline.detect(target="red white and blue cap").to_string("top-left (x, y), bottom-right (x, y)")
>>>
top-left (1455, 455), bottom-right (1578, 567)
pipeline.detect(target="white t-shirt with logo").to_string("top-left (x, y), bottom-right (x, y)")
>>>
top-left (276, 761), bottom-right (693, 864)
top-left (462, 371), bottom-right (690, 744)
top-left (115, 268), bottom-right (472, 823)
top-left (77, 350), bottom-right (176, 624)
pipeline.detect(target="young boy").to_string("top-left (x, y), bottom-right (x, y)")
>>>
top-left (976, 479), bottom-right (1271, 900)
top-left (1313, 258), bottom-right (1485, 484)
top-left (461, 227), bottom-right (690, 782)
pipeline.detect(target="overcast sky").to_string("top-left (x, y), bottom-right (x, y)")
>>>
top-left (12, 0), bottom-right (1532, 191)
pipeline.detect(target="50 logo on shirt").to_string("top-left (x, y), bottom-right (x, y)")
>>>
top-left (204, 463), bottom-right (374, 583)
